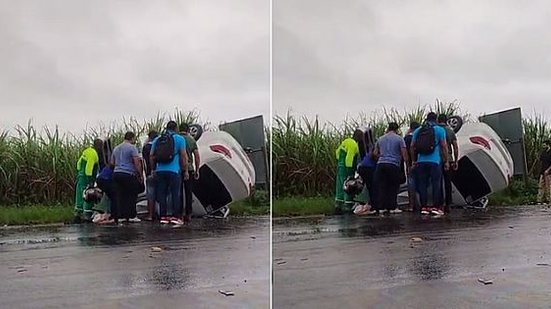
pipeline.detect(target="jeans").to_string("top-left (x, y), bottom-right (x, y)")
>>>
top-left (182, 171), bottom-right (195, 217)
top-left (441, 166), bottom-right (453, 206)
top-left (146, 175), bottom-right (156, 201)
top-left (113, 172), bottom-right (141, 222)
top-left (156, 171), bottom-right (182, 218)
top-left (96, 178), bottom-right (116, 214)
top-left (357, 165), bottom-right (377, 209)
top-left (374, 163), bottom-right (401, 211)
top-left (415, 162), bottom-right (443, 208)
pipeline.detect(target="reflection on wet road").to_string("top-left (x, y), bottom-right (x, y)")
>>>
top-left (0, 217), bottom-right (269, 308)
top-left (273, 206), bottom-right (551, 309)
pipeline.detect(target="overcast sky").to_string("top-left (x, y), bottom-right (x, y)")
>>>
top-left (0, 0), bottom-right (269, 133)
top-left (274, 0), bottom-right (551, 123)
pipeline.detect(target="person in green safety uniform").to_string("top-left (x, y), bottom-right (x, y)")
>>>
top-left (74, 139), bottom-right (104, 223)
top-left (335, 129), bottom-right (364, 214)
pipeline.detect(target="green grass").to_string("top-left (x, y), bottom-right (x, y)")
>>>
top-left (488, 179), bottom-right (539, 206)
top-left (0, 204), bottom-right (73, 226)
top-left (273, 196), bottom-right (334, 217)
top-left (230, 202), bottom-right (270, 216)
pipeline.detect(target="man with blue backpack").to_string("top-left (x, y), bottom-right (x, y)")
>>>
top-left (410, 112), bottom-right (449, 217)
top-left (150, 121), bottom-right (189, 226)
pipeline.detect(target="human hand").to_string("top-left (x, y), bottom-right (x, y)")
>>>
top-left (444, 162), bottom-right (450, 171)
top-left (183, 171), bottom-right (190, 181)
top-left (194, 171), bottom-right (200, 180)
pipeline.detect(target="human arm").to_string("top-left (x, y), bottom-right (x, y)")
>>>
top-left (131, 147), bottom-right (143, 181)
top-left (193, 149), bottom-right (200, 179)
top-left (440, 133), bottom-right (450, 171)
top-left (149, 141), bottom-right (157, 176)
top-left (452, 140), bottom-right (459, 170)
top-left (179, 137), bottom-right (189, 180)
top-left (400, 138), bottom-right (409, 171)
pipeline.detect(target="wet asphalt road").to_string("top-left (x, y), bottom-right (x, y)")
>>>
top-left (0, 217), bottom-right (269, 309)
top-left (273, 206), bottom-right (551, 309)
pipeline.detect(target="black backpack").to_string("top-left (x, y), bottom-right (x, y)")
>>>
top-left (155, 131), bottom-right (175, 163)
top-left (416, 123), bottom-right (436, 155)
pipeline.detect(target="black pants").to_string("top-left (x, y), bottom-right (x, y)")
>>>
top-left (441, 167), bottom-right (453, 207)
top-left (96, 178), bottom-right (116, 214)
top-left (113, 172), bottom-right (140, 222)
top-left (182, 171), bottom-right (195, 217)
top-left (357, 166), bottom-right (377, 209)
top-left (374, 163), bottom-right (401, 211)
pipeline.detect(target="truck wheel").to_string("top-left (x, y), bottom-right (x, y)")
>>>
top-left (448, 116), bottom-right (464, 133)
top-left (189, 124), bottom-right (204, 141)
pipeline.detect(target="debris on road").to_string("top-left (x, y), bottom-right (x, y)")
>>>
top-left (151, 247), bottom-right (163, 252)
top-left (478, 278), bottom-right (493, 285)
top-left (300, 258), bottom-right (309, 261)
top-left (219, 290), bottom-right (235, 296)
top-left (277, 261), bottom-right (287, 265)
top-left (536, 263), bottom-right (551, 267)
top-left (251, 236), bottom-right (256, 239)
top-left (17, 269), bottom-right (27, 273)
top-left (410, 237), bottom-right (423, 243)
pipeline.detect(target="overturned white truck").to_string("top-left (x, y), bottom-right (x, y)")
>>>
top-left (397, 116), bottom-right (515, 209)
top-left (135, 129), bottom-right (256, 218)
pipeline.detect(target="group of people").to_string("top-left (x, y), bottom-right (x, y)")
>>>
top-left (74, 121), bottom-right (200, 226)
top-left (335, 112), bottom-right (459, 217)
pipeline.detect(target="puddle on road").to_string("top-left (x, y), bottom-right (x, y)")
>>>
top-left (0, 217), bottom-right (268, 249)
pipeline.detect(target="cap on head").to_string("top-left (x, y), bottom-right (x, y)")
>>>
top-left (166, 121), bottom-right (178, 131)
top-left (426, 112), bottom-right (438, 122)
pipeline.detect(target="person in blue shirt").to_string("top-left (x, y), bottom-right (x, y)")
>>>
top-left (411, 112), bottom-right (449, 216)
top-left (150, 121), bottom-right (189, 225)
top-left (355, 128), bottom-right (378, 215)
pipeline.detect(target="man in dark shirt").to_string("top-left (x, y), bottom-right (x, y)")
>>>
top-left (404, 121), bottom-right (420, 211)
top-left (537, 140), bottom-right (551, 205)
top-left (142, 130), bottom-right (158, 221)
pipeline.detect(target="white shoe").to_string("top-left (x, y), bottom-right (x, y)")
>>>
top-left (128, 217), bottom-right (141, 223)
top-left (390, 209), bottom-right (403, 214)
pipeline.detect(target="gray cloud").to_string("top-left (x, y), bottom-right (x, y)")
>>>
top-left (274, 0), bottom-right (551, 122)
top-left (0, 0), bottom-right (269, 133)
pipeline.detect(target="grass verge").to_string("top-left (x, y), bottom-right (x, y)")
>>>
top-left (0, 198), bottom-right (269, 226)
top-left (273, 196), bottom-right (334, 217)
top-left (230, 202), bottom-right (270, 216)
top-left (0, 205), bottom-right (73, 226)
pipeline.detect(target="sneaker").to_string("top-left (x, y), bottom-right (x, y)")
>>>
top-left (128, 217), bottom-right (141, 223)
top-left (170, 218), bottom-right (184, 226)
top-left (160, 217), bottom-right (170, 224)
top-left (431, 208), bottom-right (445, 216)
top-left (421, 207), bottom-right (430, 215)
top-left (390, 209), bottom-right (403, 214)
